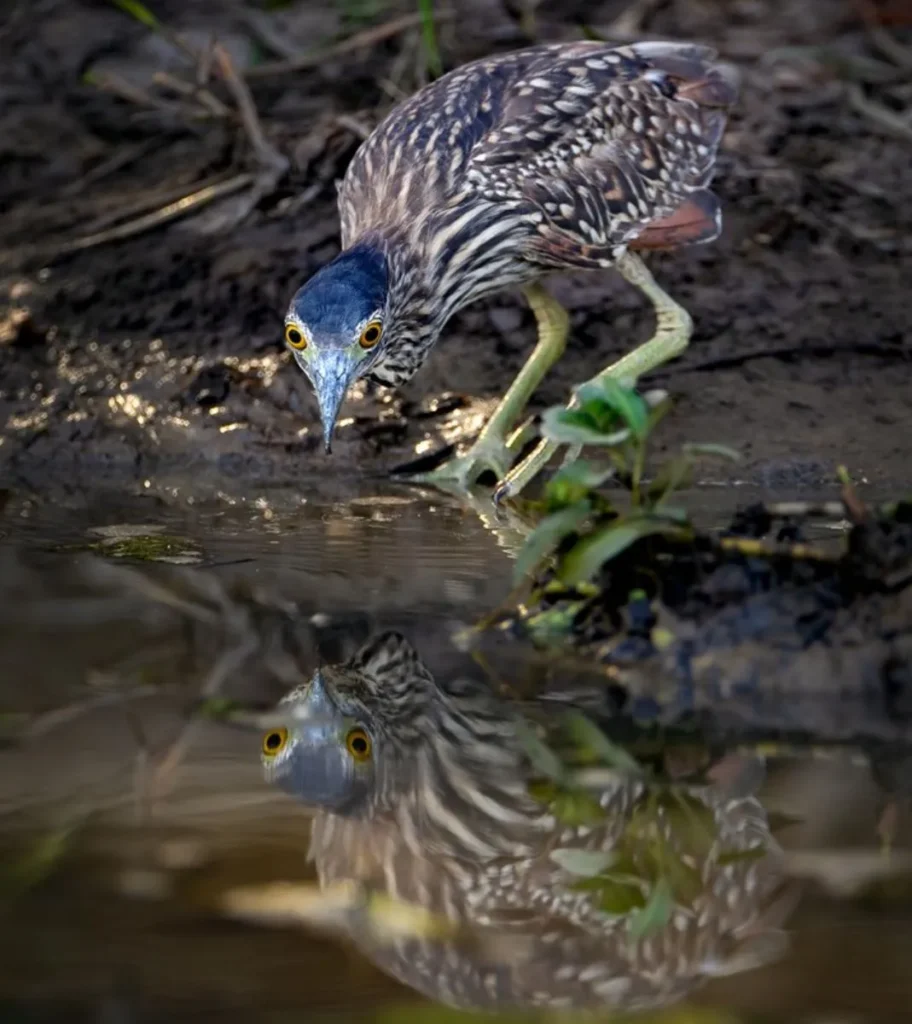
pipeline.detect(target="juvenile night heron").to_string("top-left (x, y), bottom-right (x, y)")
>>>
top-left (283, 40), bottom-right (738, 497)
top-left (261, 632), bottom-right (793, 1013)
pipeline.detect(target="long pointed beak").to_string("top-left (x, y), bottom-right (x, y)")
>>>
top-left (311, 354), bottom-right (357, 454)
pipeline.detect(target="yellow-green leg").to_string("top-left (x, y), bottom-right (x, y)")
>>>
top-left (408, 282), bottom-right (570, 488)
top-left (494, 252), bottom-right (693, 502)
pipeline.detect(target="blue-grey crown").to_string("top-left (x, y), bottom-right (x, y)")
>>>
top-left (289, 243), bottom-right (389, 336)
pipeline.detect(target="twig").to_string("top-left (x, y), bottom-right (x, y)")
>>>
top-left (245, 10), bottom-right (453, 79)
top-left (847, 82), bottom-right (912, 144)
top-left (151, 70), bottom-right (231, 118)
top-left (603, 0), bottom-right (666, 40)
top-left (214, 44), bottom-right (288, 175)
top-left (335, 114), bottom-right (373, 141)
top-left (54, 173), bottom-right (254, 255)
top-left (59, 140), bottom-right (158, 198)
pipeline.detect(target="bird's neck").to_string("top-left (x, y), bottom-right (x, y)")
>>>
top-left (390, 679), bottom-right (555, 862)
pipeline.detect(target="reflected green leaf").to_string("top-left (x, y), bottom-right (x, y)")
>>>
top-left (573, 873), bottom-right (647, 914)
top-left (562, 711), bottom-right (645, 777)
top-left (514, 720), bottom-right (567, 783)
top-left (717, 845), bottom-right (768, 867)
top-left (550, 848), bottom-right (616, 877)
top-left (552, 789), bottom-right (605, 826)
top-left (628, 877), bottom-right (674, 938)
top-left (513, 501), bottom-right (591, 583)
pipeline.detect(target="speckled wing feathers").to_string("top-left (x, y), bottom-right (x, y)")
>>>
top-left (338, 40), bottom-right (738, 276)
top-left (464, 41), bottom-right (738, 268)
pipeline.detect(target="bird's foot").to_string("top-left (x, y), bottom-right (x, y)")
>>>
top-left (405, 435), bottom-right (514, 491)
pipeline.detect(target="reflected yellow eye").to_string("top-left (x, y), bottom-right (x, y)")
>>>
top-left (285, 325), bottom-right (307, 350)
top-left (262, 727), bottom-right (288, 757)
top-left (358, 321), bottom-right (382, 349)
top-left (345, 727), bottom-right (372, 761)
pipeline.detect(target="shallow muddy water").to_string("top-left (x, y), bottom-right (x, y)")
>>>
top-left (1, 483), bottom-right (911, 1024)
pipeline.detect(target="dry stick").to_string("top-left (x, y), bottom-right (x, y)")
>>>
top-left (55, 173), bottom-right (254, 255)
top-left (80, 172), bottom-right (236, 236)
top-left (244, 10), bottom-right (454, 79)
top-left (847, 82), bottom-right (912, 144)
top-left (152, 70), bottom-right (231, 118)
top-left (59, 140), bottom-right (158, 198)
top-left (214, 44), bottom-right (288, 174)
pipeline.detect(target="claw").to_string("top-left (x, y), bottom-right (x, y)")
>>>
top-left (403, 439), bottom-right (513, 491)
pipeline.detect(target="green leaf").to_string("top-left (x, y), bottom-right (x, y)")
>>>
top-left (549, 848), bottom-right (616, 877)
top-left (681, 442), bottom-right (742, 462)
top-left (527, 779), bottom-right (559, 805)
top-left (717, 845), bottom-right (768, 867)
top-left (628, 877), bottom-right (674, 939)
top-left (513, 719), bottom-right (567, 783)
top-left (551, 789), bottom-right (606, 826)
top-left (543, 461), bottom-right (615, 509)
top-left (574, 874), bottom-right (647, 915)
top-left (513, 501), bottom-right (591, 583)
top-left (110, 0), bottom-right (161, 29)
top-left (646, 454), bottom-right (696, 503)
top-left (576, 378), bottom-right (650, 440)
top-left (558, 516), bottom-right (689, 585)
top-left (561, 711), bottom-right (645, 777)
top-left (663, 856), bottom-right (703, 906)
top-left (418, 0), bottom-right (443, 78)
top-left (540, 407), bottom-right (631, 447)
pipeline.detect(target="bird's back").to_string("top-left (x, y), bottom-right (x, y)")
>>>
top-left (338, 40), bottom-right (738, 271)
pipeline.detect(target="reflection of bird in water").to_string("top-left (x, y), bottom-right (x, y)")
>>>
top-left (261, 632), bottom-right (794, 1014)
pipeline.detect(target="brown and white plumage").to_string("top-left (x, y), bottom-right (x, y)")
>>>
top-left (284, 40), bottom-right (738, 488)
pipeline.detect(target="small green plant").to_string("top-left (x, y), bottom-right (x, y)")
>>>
top-left (418, 0), bottom-right (443, 78)
top-left (513, 379), bottom-right (740, 586)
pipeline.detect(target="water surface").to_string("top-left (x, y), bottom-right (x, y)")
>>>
top-left (1, 483), bottom-right (910, 1024)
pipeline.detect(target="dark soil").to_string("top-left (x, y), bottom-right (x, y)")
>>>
top-left (1, 0), bottom-right (911, 494)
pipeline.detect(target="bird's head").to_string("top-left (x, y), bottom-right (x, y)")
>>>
top-left (261, 631), bottom-right (432, 815)
top-left (284, 244), bottom-right (390, 452)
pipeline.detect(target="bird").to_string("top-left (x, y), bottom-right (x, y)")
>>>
top-left (261, 630), bottom-right (794, 1014)
top-left (282, 39), bottom-right (738, 498)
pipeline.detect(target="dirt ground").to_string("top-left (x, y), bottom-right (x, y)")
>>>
top-left (1, 0), bottom-right (910, 496)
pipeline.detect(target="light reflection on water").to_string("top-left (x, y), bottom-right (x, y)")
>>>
top-left (0, 483), bottom-right (911, 1024)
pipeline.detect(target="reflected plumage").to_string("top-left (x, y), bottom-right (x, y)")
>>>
top-left (283, 40), bottom-right (738, 495)
top-left (262, 632), bottom-right (794, 1014)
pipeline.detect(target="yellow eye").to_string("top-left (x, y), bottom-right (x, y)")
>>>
top-left (262, 727), bottom-right (288, 757)
top-left (285, 325), bottom-right (307, 350)
top-left (359, 321), bottom-right (382, 349)
top-left (345, 727), bottom-right (372, 761)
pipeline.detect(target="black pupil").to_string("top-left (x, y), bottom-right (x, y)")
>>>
top-left (265, 732), bottom-right (282, 750)
top-left (352, 735), bottom-right (367, 752)
top-left (288, 330), bottom-right (299, 343)
top-left (365, 328), bottom-right (378, 342)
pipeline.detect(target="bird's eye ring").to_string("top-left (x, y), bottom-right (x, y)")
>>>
top-left (262, 727), bottom-right (289, 757)
top-left (345, 727), bottom-right (372, 761)
top-left (358, 321), bottom-right (383, 349)
top-left (285, 325), bottom-right (307, 350)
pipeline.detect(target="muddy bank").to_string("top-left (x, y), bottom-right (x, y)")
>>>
top-left (0, 0), bottom-right (910, 495)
